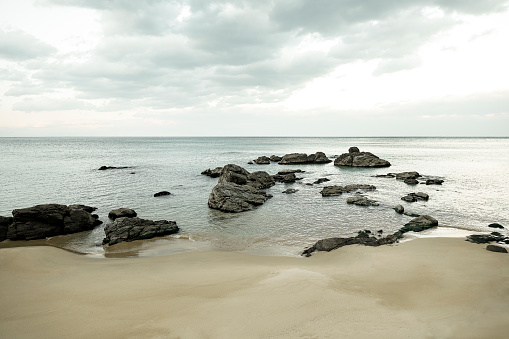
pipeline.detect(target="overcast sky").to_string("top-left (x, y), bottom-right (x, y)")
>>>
top-left (1, 0), bottom-right (508, 137)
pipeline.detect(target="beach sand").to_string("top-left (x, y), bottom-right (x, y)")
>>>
top-left (1, 238), bottom-right (508, 338)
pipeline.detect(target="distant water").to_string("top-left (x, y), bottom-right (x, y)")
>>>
top-left (1, 137), bottom-right (508, 257)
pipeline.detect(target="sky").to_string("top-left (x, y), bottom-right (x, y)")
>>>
top-left (0, 0), bottom-right (508, 137)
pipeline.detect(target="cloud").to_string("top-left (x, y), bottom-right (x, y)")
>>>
top-left (0, 30), bottom-right (56, 61)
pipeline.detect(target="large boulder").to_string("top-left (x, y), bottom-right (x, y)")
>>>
top-left (103, 217), bottom-right (179, 246)
top-left (400, 215), bottom-right (438, 233)
top-left (247, 171), bottom-right (275, 189)
top-left (208, 182), bottom-right (272, 213)
top-left (7, 204), bottom-right (96, 241)
top-left (279, 152), bottom-right (332, 165)
top-left (0, 216), bottom-right (13, 241)
top-left (108, 208), bottom-right (137, 220)
top-left (334, 147), bottom-right (391, 168)
top-left (218, 164), bottom-right (250, 185)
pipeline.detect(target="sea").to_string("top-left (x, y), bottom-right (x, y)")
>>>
top-left (1, 137), bottom-right (508, 257)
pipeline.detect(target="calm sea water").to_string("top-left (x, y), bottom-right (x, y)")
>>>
top-left (1, 137), bottom-right (508, 257)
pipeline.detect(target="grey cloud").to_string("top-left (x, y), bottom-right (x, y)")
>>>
top-left (0, 30), bottom-right (56, 61)
top-left (372, 55), bottom-right (422, 76)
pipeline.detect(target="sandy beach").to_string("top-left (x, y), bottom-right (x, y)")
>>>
top-left (1, 237), bottom-right (508, 339)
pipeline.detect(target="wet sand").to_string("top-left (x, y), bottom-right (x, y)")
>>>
top-left (1, 237), bottom-right (508, 338)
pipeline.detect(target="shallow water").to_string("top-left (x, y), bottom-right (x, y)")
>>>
top-left (1, 137), bottom-right (508, 257)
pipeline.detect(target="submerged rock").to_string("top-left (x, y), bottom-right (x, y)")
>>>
top-left (282, 188), bottom-right (298, 194)
top-left (313, 178), bottom-right (330, 184)
top-left (6, 204), bottom-right (97, 241)
top-left (154, 191), bottom-right (171, 197)
top-left (98, 166), bottom-right (131, 170)
top-left (334, 147), bottom-right (391, 168)
top-left (346, 196), bottom-right (379, 206)
top-left (486, 245), bottom-right (508, 253)
top-left (108, 208), bottom-right (137, 220)
top-left (426, 179), bottom-right (444, 185)
top-left (103, 217), bottom-right (179, 246)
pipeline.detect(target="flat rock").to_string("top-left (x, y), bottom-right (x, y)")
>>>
top-left (154, 191), bottom-right (171, 197)
top-left (282, 189), bottom-right (298, 194)
top-left (269, 155), bottom-right (282, 162)
top-left (346, 196), bottom-right (379, 206)
top-left (98, 166), bottom-right (131, 170)
top-left (313, 178), bottom-right (330, 184)
top-left (400, 215), bottom-right (438, 233)
top-left (279, 152), bottom-right (332, 164)
top-left (7, 204), bottom-right (96, 241)
top-left (426, 179), bottom-right (444, 185)
top-left (396, 172), bottom-right (421, 180)
top-left (486, 245), bottom-right (508, 253)
top-left (254, 156), bottom-right (270, 164)
top-left (404, 178), bottom-right (419, 185)
top-left (320, 185), bottom-right (344, 196)
top-left (334, 147), bottom-right (391, 168)
top-left (103, 217), bottom-right (179, 246)
top-left (488, 223), bottom-right (505, 229)
top-left (108, 208), bottom-right (137, 220)
top-left (401, 192), bottom-right (429, 202)
top-left (201, 167), bottom-right (223, 178)
top-left (273, 173), bottom-right (297, 183)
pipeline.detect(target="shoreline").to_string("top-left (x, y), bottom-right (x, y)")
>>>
top-left (1, 237), bottom-right (508, 338)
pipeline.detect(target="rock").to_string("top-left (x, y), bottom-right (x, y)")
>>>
top-left (98, 166), bottom-right (131, 170)
top-left (108, 208), bottom-right (137, 220)
top-left (282, 189), bottom-right (298, 194)
top-left (247, 171), bottom-right (275, 189)
top-left (396, 172), bottom-right (421, 180)
top-left (273, 173), bottom-right (297, 183)
top-left (488, 223), bottom-right (505, 229)
top-left (91, 214), bottom-right (103, 227)
top-left (426, 179), bottom-right (444, 185)
top-left (346, 196), bottom-right (379, 206)
top-left (103, 217), bottom-right (179, 246)
top-left (279, 152), bottom-right (332, 164)
top-left (342, 184), bottom-right (376, 192)
top-left (68, 204), bottom-right (97, 213)
top-left (269, 155), bottom-right (282, 162)
top-left (320, 185), bottom-right (344, 196)
top-left (401, 192), bottom-right (429, 202)
top-left (334, 148), bottom-right (391, 168)
top-left (400, 215), bottom-right (438, 233)
top-left (7, 204), bottom-right (96, 241)
top-left (374, 174), bottom-right (396, 178)
top-left (154, 191), bottom-right (171, 197)
top-left (404, 178), bottom-right (419, 185)
top-left (313, 178), bottom-right (330, 184)
top-left (394, 205), bottom-right (404, 214)
top-left (486, 245), bottom-right (508, 253)
top-left (201, 167), bottom-right (223, 178)
top-left (247, 161), bottom-right (254, 164)
top-left (254, 156), bottom-right (271, 164)
top-left (218, 164), bottom-right (250, 185)
top-left (208, 182), bottom-right (271, 213)
top-left (277, 169), bottom-right (303, 175)
top-left (348, 146), bottom-right (360, 153)
top-left (403, 212), bottom-right (420, 217)
top-left (0, 216), bottom-right (13, 241)
top-left (466, 233), bottom-right (509, 244)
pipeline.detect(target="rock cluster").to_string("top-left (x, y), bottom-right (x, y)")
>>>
top-left (208, 164), bottom-right (273, 213)
top-left (401, 192), bottom-right (429, 202)
top-left (334, 147), bottom-right (390, 168)
top-left (103, 217), bottom-right (179, 246)
top-left (3, 204), bottom-right (98, 241)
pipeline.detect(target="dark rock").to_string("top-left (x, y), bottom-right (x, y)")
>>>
top-left (273, 173), bottom-right (297, 183)
top-left (343, 184), bottom-right (376, 192)
top-left (400, 215), bottom-right (438, 233)
top-left (277, 169), bottom-right (303, 175)
top-left (98, 166), bottom-right (131, 170)
top-left (247, 161), bottom-right (254, 164)
top-left (320, 185), bottom-right (344, 196)
top-left (68, 204), bottom-right (97, 213)
top-left (404, 179), bottom-right (419, 185)
top-left (254, 156), bottom-right (271, 165)
top-left (349, 146), bottom-right (360, 153)
top-left (218, 164), bottom-right (250, 185)
top-left (313, 178), bottom-right (330, 184)
top-left (108, 208), bottom-right (137, 220)
top-left (279, 152), bottom-right (332, 165)
top-left (346, 196), bottom-right (379, 206)
top-left (208, 182), bottom-right (271, 213)
top-left (488, 223), bottom-right (504, 229)
top-left (403, 212), bottom-right (420, 217)
top-left (374, 174), bottom-right (396, 178)
top-left (247, 171), bottom-right (275, 189)
top-left (201, 167), bottom-right (223, 178)
top-left (7, 204), bottom-right (96, 241)
top-left (103, 217), bottom-right (179, 246)
top-left (466, 233), bottom-right (508, 244)
top-left (396, 172), bottom-right (421, 180)
top-left (401, 192), bottom-right (429, 202)
top-left (334, 148), bottom-right (390, 168)
top-left (426, 179), bottom-right (444, 185)
top-left (91, 214), bottom-right (103, 227)
top-left (486, 245), bottom-right (508, 253)
top-left (282, 188), bottom-right (298, 194)
top-left (394, 205), bottom-right (404, 214)
top-left (269, 155), bottom-right (282, 162)
top-left (154, 191), bottom-right (171, 197)
top-left (0, 216), bottom-right (13, 241)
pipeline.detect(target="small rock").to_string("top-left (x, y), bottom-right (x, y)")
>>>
top-left (98, 166), bottom-right (131, 170)
top-left (254, 156), bottom-right (271, 164)
top-left (108, 208), bottom-right (137, 220)
top-left (400, 215), bottom-right (438, 233)
top-left (488, 223), bottom-right (504, 229)
top-left (154, 191), bottom-right (171, 197)
top-left (426, 179), bottom-right (444, 185)
top-left (201, 167), bottom-right (223, 178)
top-left (346, 196), bottom-right (379, 206)
top-left (486, 245), bottom-right (508, 253)
top-left (270, 155), bottom-right (282, 162)
top-left (320, 185), bottom-right (344, 197)
top-left (313, 178), bottom-right (330, 184)
top-left (396, 172), bottom-right (421, 180)
top-left (247, 161), bottom-right (254, 164)
top-left (394, 205), bottom-right (404, 214)
top-left (404, 178), bottom-right (419, 185)
top-left (282, 189), bottom-right (298, 194)
top-left (349, 146), bottom-right (360, 153)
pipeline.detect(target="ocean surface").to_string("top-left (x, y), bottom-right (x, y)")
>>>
top-left (1, 137), bottom-right (508, 257)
